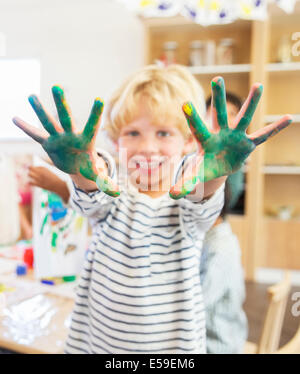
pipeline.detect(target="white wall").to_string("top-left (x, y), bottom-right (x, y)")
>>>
top-left (0, 0), bottom-right (144, 153)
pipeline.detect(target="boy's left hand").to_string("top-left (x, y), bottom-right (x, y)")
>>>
top-left (169, 76), bottom-right (292, 199)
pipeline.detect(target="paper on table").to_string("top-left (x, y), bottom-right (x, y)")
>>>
top-left (0, 258), bottom-right (18, 275)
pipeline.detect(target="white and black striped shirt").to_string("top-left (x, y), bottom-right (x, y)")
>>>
top-left (65, 150), bottom-right (224, 354)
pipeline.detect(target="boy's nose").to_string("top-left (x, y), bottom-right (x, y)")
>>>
top-left (138, 136), bottom-right (159, 153)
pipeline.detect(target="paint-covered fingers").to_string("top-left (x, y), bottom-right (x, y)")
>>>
top-left (182, 102), bottom-right (211, 144)
top-left (28, 95), bottom-right (61, 135)
top-left (169, 153), bottom-right (203, 199)
top-left (12, 117), bottom-right (47, 144)
top-left (79, 165), bottom-right (120, 197)
top-left (79, 153), bottom-right (120, 197)
top-left (52, 86), bottom-right (74, 133)
top-left (82, 98), bottom-right (104, 145)
top-left (249, 115), bottom-right (293, 146)
top-left (211, 76), bottom-right (228, 130)
top-left (234, 83), bottom-right (263, 132)
top-left (95, 173), bottom-right (120, 197)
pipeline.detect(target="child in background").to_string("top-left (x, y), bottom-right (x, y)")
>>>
top-left (13, 64), bottom-right (291, 354)
top-left (201, 92), bottom-right (247, 354)
top-left (28, 165), bottom-right (70, 204)
top-left (200, 180), bottom-right (247, 354)
top-left (14, 155), bottom-right (33, 240)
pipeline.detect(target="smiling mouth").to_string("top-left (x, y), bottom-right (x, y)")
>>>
top-left (135, 161), bottom-right (164, 174)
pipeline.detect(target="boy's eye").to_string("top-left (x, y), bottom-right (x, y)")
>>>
top-left (157, 130), bottom-right (170, 137)
top-left (127, 131), bottom-right (139, 137)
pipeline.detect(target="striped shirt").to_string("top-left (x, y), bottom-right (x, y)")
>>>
top-left (65, 150), bottom-right (224, 354)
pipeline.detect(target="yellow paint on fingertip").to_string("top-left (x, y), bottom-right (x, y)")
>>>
top-left (183, 103), bottom-right (193, 116)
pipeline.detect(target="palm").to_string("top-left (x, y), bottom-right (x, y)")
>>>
top-left (199, 128), bottom-right (255, 181)
top-left (13, 86), bottom-right (120, 197)
top-left (43, 132), bottom-right (93, 175)
top-left (170, 76), bottom-right (292, 199)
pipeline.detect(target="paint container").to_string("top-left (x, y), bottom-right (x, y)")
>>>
top-left (23, 248), bottom-right (34, 269)
top-left (16, 264), bottom-right (27, 276)
top-left (189, 40), bottom-right (205, 66)
top-left (217, 38), bottom-right (234, 65)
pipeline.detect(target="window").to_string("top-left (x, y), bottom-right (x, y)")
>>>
top-left (0, 59), bottom-right (40, 140)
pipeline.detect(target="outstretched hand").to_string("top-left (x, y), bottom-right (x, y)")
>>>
top-left (169, 76), bottom-right (292, 199)
top-left (13, 86), bottom-right (120, 197)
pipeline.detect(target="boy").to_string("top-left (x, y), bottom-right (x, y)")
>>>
top-left (12, 65), bottom-right (291, 353)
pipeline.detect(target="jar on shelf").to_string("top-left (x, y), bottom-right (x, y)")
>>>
top-left (204, 40), bottom-right (216, 66)
top-left (276, 35), bottom-right (291, 63)
top-left (189, 40), bottom-right (205, 66)
top-left (216, 38), bottom-right (234, 65)
top-left (161, 41), bottom-right (178, 66)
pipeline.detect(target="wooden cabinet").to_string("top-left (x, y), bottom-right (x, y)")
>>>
top-left (142, 9), bottom-right (300, 280)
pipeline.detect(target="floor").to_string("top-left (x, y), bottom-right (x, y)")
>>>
top-left (0, 281), bottom-right (299, 354)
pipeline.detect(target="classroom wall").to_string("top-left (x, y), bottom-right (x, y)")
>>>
top-left (0, 0), bottom-right (144, 153)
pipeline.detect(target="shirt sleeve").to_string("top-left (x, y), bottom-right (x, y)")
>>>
top-left (173, 153), bottom-right (225, 240)
top-left (69, 148), bottom-right (117, 220)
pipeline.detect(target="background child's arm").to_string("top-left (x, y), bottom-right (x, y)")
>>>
top-left (170, 76), bottom-right (292, 201)
top-left (28, 166), bottom-right (70, 203)
top-left (12, 85), bottom-right (120, 196)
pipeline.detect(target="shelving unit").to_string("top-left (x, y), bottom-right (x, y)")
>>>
top-left (142, 6), bottom-right (300, 279)
top-left (187, 64), bottom-right (251, 75)
top-left (264, 114), bottom-right (300, 123)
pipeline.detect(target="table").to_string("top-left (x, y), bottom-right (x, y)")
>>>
top-left (0, 257), bottom-right (75, 354)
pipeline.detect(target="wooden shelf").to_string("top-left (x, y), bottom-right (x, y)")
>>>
top-left (144, 15), bottom-right (300, 278)
top-left (264, 215), bottom-right (300, 223)
top-left (264, 114), bottom-right (300, 123)
top-left (267, 62), bottom-right (300, 72)
top-left (187, 64), bottom-right (251, 75)
top-left (263, 165), bottom-right (300, 175)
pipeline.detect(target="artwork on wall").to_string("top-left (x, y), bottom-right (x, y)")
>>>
top-left (118, 0), bottom-right (299, 25)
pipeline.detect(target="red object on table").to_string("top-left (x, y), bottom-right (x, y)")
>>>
top-left (23, 247), bottom-right (34, 269)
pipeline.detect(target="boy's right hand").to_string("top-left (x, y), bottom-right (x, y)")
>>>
top-left (13, 86), bottom-right (120, 197)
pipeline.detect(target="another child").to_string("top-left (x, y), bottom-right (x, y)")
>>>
top-left (201, 92), bottom-right (247, 354)
top-left (200, 181), bottom-right (248, 354)
top-left (12, 64), bottom-right (291, 354)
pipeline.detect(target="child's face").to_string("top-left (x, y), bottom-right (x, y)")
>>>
top-left (206, 101), bottom-right (239, 128)
top-left (115, 106), bottom-right (194, 193)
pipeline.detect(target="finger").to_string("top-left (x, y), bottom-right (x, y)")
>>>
top-left (211, 76), bottom-right (228, 130)
top-left (79, 153), bottom-right (120, 197)
top-left (249, 115), bottom-right (292, 146)
top-left (82, 98), bottom-right (104, 144)
top-left (79, 164), bottom-right (120, 197)
top-left (169, 153), bottom-right (203, 199)
top-left (182, 102), bottom-right (211, 144)
top-left (52, 85), bottom-right (74, 133)
top-left (28, 95), bottom-right (61, 135)
top-left (235, 83), bottom-right (263, 132)
top-left (169, 175), bottom-right (199, 200)
top-left (12, 117), bottom-right (47, 144)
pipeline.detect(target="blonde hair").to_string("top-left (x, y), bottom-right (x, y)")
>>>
top-left (102, 64), bottom-right (205, 142)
